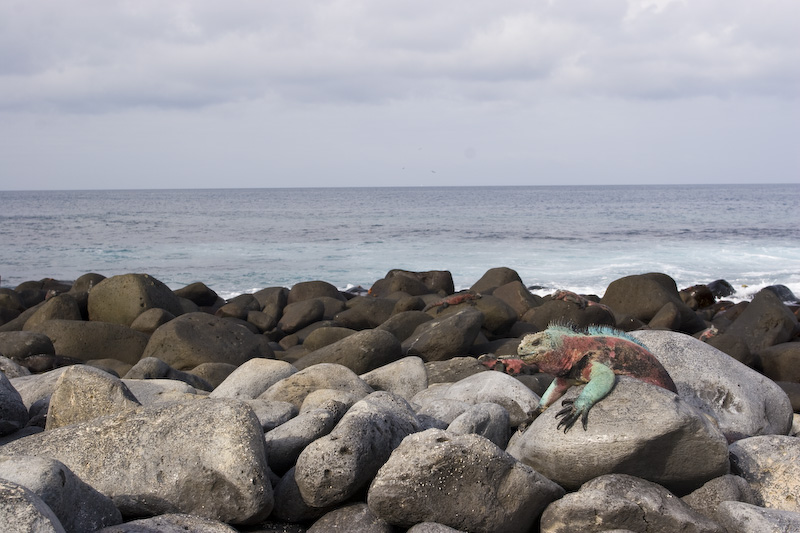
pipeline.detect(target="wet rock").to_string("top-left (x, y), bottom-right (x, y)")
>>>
top-left (368, 428), bottom-right (564, 533)
top-left (0, 478), bottom-right (66, 533)
top-left (264, 400), bottom-right (346, 475)
top-left (681, 474), bottom-right (758, 522)
top-left (716, 501), bottom-right (800, 533)
top-left (209, 358), bottom-right (297, 400)
top-left (260, 363), bottom-right (373, 409)
top-left (46, 365), bottom-right (141, 430)
top-left (0, 371), bottom-right (28, 436)
top-left (539, 474), bottom-right (724, 533)
top-left (631, 330), bottom-right (793, 439)
top-left (30, 319), bottom-right (149, 365)
top-left (295, 391), bottom-right (420, 508)
top-left (707, 279), bottom-right (736, 299)
top-left (402, 308), bottom-right (483, 362)
top-left (88, 273), bottom-right (184, 326)
top-left (1, 399), bottom-right (273, 524)
top-left (141, 312), bottom-right (274, 370)
top-left (0, 455), bottom-right (122, 532)
top-left (294, 329), bottom-right (402, 374)
top-left (360, 356), bottom-right (428, 401)
top-left (729, 435), bottom-right (800, 512)
top-left (508, 377), bottom-right (729, 493)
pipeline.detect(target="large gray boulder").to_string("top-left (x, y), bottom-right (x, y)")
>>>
top-left (413, 370), bottom-right (539, 427)
top-left (209, 358), bottom-right (297, 400)
top-left (0, 478), bottom-right (66, 533)
top-left (0, 371), bottom-right (28, 436)
top-left (141, 312), bottom-right (274, 370)
top-left (401, 308), bottom-right (483, 361)
top-left (308, 502), bottom-right (393, 533)
top-left (368, 428), bottom-right (564, 533)
top-left (263, 400), bottom-right (347, 475)
top-left (29, 320), bottom-right (149, 365)
top-left (0, 455), bottom-right (122, 532)
top-left (87, 273), bottom-right (184, 326)
top-left (294, 329), bottom-right (402, 374)
top-left (259, 363), bottom-right (373, 409)
top-left (727, 288), bottom-right (799, 352)
top-left (1, 399), bottom-right (273, 524)
top-left (447, 402), bottom-right (510, 449)
top-left (46, 365), bottom-right (140, 430)
top-left (631, 330), bottom-right (793, 439)
top-left (681, 474), bottom-right (758, 523)
top-left (360, 356), bottom-right (428, 401)
top-left (8, 367), bottom-right (69, 409)
top-left (729, 435), bottom-right (800, 512)
top-left (716, 501), bottom-right (800, 533)
top-left (540, 474), bottom-right (724, 533)
top-left (295, 391), bottom-right (421, 508)
top-left (508, 376), bottom-right (729, 493)
top-left (95, 513), bottom-right (238, 533)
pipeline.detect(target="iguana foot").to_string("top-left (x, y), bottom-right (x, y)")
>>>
top-left (555, 398), bottom-right (590, 433)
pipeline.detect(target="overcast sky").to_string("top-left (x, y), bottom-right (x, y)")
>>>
top-left (1, 0), bottom-right (798, 190)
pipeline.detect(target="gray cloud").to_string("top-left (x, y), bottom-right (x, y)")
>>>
top-left (2, 0), bottom-right (798, 113)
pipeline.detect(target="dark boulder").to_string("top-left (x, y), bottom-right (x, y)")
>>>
top-left (0, 331), bottom-right (56, 360)
top-left (377, 311), bottom-right (433, 343)
top-left (22, 293), bottom-right (82, 331)
top-left (727, 289), bottom-right (799, 353)
top-left (30, 319), bottom-right (149, 365)
top-left (141, 312), bottom-right (274, 370)
top-left (680, 284), bottom-right (716, 310)
top-left (88, 273), bottom-right (184, 326)
top-left (334, 297), bottom-right (395, 330)
top-left (173, 281), bottom-right (221, 307)
top-left (277, 299), bottom-right (325, 334)
top-left (287, 280), bottom-right (344, 304)
top-left (294, 329), bottom-right (402, 374)
top-left (402, 308), bottom-right (484, 362)
top-left (371, 270), bottom-right (454, 298)
top-left (470, 267), bottom-right (522, 295)
top-left (707, 279), bottom-right (736, 299)
top-left (522, 298), bottom-right (615, 331)
top-left (492, 281), bottom-right (544, 319)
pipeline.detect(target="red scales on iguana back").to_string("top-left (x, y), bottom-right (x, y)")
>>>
top-left (480, 324), bottom-right (677, 432)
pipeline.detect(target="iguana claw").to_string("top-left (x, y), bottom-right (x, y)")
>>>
top-left (555, 398), bottom-right (589, 433)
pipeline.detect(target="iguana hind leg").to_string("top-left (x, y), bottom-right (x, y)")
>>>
top-left (555, 361), bottom-right (616, 432)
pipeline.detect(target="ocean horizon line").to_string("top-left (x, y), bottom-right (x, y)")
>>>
top-left (2, 182), bottom-right (796, 194)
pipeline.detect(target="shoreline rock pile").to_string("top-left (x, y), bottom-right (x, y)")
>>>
top-left (1, 268), bottom-right (799, 532)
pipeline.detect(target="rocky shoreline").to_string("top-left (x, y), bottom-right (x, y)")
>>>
top-left (1, 267), bottom-right (799, 533)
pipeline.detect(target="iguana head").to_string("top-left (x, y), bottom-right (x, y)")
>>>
top-left (517, 329), bottom-right (562, 362)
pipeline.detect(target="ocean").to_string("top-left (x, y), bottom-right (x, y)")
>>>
top-left (1, 184), bottom-right (799, 302)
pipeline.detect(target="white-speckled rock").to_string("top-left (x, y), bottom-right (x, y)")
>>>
top-left (631, 330), bottom-right (792, 439)
top-left (729, 435), bottom-right (800, 512)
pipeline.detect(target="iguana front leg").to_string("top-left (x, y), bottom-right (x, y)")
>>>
top-left (537, 377), bottom-right (574, 412)
top-left (556, 361), bottom-right (616, 432)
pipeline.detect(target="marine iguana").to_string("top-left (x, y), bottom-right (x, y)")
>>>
top-left (422, 291), bottom-right (481, 313)
top-left (481, 324), bottom-right (677, 432)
